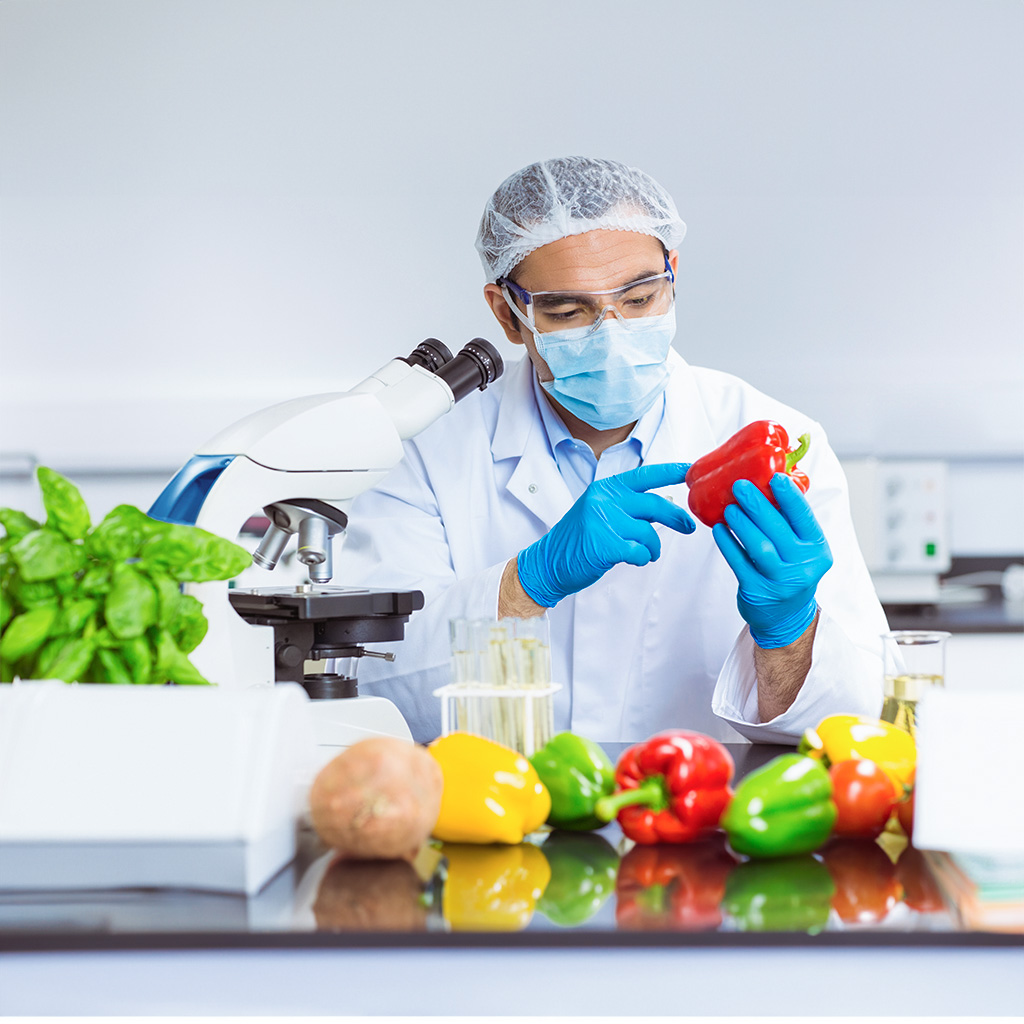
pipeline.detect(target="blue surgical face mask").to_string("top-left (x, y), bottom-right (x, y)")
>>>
top-left (533, 308), bottom-right (677, 431)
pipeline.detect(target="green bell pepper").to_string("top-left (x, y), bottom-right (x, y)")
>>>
top-left (528, 732), bottom-right (616, 831)
top-left (536, 831), bottom-right (619, 927)
top-left (722, 854), bottom-right (835, 933)
top-left (721, 753), bottom-right (836, 858)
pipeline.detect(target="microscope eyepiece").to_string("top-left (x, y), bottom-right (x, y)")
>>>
top-left (434, 338), bottom-right (504, 402)
top-left (404, 338), bottom-right (453, 373)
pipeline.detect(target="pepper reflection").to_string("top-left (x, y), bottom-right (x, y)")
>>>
top-left (821, 838), bottom-right (903, 925)
top-left (537, 832), bottom-right (619, 927)
top-left (616, 834), bottom-right (738, 931)
top-left (722, 854), bottom-right (835, 933)
top-left (313, 856), bottom-right (429, 932)
top-left (439, 842), bottom-right (550, 931)
top-left (895, 844), bottom-right (946, 914)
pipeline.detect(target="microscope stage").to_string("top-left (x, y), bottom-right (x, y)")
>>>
top-left (228, 585), bottom-right (425, 622)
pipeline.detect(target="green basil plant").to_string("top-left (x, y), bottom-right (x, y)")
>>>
top-left (0, 467), bottom-right (251, 685)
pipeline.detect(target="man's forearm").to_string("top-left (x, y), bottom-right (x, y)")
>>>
top-left (498, 558), bottom-right (547, 619)
top-left (752, 612), bottom-right (819, 722)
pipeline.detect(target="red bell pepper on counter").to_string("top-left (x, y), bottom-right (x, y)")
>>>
top-left (685, 420), bottom-right (811, 527)
top-left (594, 731), bottom-right (734, 844)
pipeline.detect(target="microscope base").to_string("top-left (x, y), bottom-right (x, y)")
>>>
top-left (307, 694), bottom-right (413, 754)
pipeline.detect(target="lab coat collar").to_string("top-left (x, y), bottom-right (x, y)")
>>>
top-left (647, 348), bottom-right (717, 461)
top-left (492, 355), bottom-right (575, 530)
top-left (491, 353), bottom-right (541, 462)
top-left (641, 348), bottom-right (718, 505)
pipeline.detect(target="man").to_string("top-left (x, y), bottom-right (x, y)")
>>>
top-left (339, 156), bottom-right (887, 744)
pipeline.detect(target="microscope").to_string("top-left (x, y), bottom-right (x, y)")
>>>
top-left (148, 339), bottom-right (503, 748)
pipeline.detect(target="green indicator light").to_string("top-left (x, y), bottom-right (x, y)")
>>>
top-left (925, 542), bottom-right (937, 557)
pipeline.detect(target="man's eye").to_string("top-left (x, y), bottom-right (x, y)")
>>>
top-left (542, 304), bottom-right (588, 320)
top-left (622, 289), bottom-right (656, 308)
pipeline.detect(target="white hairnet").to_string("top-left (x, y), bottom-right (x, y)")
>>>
top-left (475, 156), bottom-right (687, 282)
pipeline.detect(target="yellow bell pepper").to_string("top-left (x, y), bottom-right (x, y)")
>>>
top-left (799, 714), bottom-right (916, 792)
top-left (428, 732), bottom-right (551, 844)
top-left (440, 842), bottom-right (551, 931)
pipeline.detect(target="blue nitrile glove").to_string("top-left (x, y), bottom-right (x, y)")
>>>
top-left (712, 473), bottom-right (833, 649)
top-left (517, 463), bottom-right (695, 608)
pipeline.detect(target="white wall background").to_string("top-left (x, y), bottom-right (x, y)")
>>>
top-left (1, 0), bottom-right (1022, 548)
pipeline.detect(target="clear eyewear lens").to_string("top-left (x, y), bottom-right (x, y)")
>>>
top-left (502, 271), bottom-right (674, 335)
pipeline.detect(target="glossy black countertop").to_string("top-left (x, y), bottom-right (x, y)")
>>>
top-left (884, 556), bottom-right (1024, 634)
top-left (1, 743), bottom-right (1020, 954)
top-left (884, 599), bottom-right (1023, 634)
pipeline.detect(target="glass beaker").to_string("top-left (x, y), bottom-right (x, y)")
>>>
top-left (881, 630), bottom-right (950, 740)
top-left (441, 615), bottom-right (557, 756)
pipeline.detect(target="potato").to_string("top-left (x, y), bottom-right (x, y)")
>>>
top-left (309, 737), bottom-right (443, 859)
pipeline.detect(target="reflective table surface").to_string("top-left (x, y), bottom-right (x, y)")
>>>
top-left (1, 743), bottom-right (1019, 949)
top-left (3, 742), bottom-right (1021, 1016)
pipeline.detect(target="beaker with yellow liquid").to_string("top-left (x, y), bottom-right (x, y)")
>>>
top-left (881, 630), bottom-right (950, 740)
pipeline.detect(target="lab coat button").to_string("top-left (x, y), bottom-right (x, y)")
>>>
top-left (528, 483), bottom-right (538, 493)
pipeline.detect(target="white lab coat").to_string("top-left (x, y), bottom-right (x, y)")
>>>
top-left (338, 350), bottom-right (888, 744)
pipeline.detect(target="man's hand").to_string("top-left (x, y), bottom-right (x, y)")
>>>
top-left (712, 473), bottom-right (833, 649)
top-left (516, 463), bottom-right (695, 608)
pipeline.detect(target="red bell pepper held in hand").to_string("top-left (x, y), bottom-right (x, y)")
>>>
top-left (685, 420), bottom-right (811, 527)
top-left (594, 731), bottom-right (734, 844)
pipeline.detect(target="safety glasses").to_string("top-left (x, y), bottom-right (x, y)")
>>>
top-left (498, 253), bottom-right (675, 335)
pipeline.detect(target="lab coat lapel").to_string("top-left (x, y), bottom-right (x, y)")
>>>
top-left (491, 355), bottom-right (574, 531)
top-left (644, 350), bottom-right (719, 494)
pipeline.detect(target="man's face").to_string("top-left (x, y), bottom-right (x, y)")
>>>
top-left (484, 229), bottom-right (678, 382)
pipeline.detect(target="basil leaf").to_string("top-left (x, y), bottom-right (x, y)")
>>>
top-left (0, 508), bottom-right (42, 542)
top-left (53, 598), bottom-right (99, 636)
top-left (0, 605), bottom-right (59, 663)
top-left (172, 593), bottom-right (208, 654)
top-left (34, 635), bottom-right (97, 681)
top-left (119, 635), bottom-right (154, 684)
top-left (79, 566), bottom-right (112, 596)
top-left (43, 636), bottom-right (97, 682)
top-left (152, 576), bottom-right (183, 626)
top-left (34, 637), bottom-right (66, 678)
top-left (193, 531), bottom-right (253, 582)
top-left (86, 504), bottom-right (163, 562)
top-left (153, 629), bottom-right (209, 685)
top-left (54, 575), bottom-right (78, 596)
top-left (38, 467), bottom-right (91, 541)
top-left (104, 568), bottom-right (158, 638)
top-left (149, 578), bottom-right (209, 653)
top-left (140, 524), bottom-right (250, 582)
top-left (97, 649), bottom-right (133, 685)
top-left (10, 529), bottom-right (86, 582)
top-left (11, 577), bottom-right (60, 609)
top-left (137, 525), bottom-right (202, 581)
top-left (0, 591), bottom-right (12, 631)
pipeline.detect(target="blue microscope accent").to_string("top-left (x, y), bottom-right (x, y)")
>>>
top-left (148, 454), bottom-right (236, 526)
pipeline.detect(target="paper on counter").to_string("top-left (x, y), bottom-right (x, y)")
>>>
top-left (913, 688), bottom-right (1024, 855)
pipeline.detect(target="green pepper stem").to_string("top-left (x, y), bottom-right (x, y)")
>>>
top-left (786, 433), bottom-right (810, 472)
top-left (594, 778), bottom-right (666, 822)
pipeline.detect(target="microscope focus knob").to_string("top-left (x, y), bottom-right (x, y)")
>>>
top-left (276, 642), bottom-right (305, 671)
